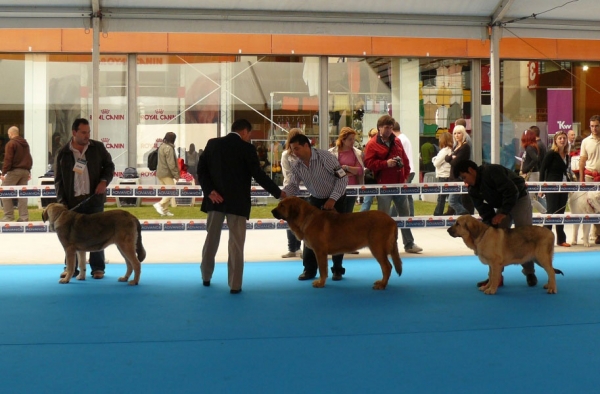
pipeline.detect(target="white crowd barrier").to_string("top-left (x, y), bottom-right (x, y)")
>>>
top-left (1, 182), bottom-right (600, 233)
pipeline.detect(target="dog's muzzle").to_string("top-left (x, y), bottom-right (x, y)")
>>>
top-left (271, 208), bottom-right (283, 220)
top-left (447, 226), bottom-right (457, 237)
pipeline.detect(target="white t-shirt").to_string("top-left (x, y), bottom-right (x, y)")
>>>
top-left (580, 135), bottom-right (600, 171)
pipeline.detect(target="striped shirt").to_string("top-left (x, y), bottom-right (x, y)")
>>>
top-left (283, 148), bottom-right (348, 200)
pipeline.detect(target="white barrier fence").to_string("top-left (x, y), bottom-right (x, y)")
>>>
top-left (1, 182), bottom-right (600, 233)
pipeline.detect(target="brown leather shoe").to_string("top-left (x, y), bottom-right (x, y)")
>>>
top-left (92, 271), bottom-right (105, 279)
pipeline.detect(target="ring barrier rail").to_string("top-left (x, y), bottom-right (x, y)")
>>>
top-left (1, 182), bottom-right (600, 233)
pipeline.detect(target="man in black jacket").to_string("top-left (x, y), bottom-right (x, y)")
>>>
top-left (54, 118), bottom-right (115, 279)
top-left (198, 119), bottom-right (285, 294)
top-left (454, 160), bottom-right (537, 288)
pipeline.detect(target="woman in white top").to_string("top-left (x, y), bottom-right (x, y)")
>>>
top-left (280, 128), bottom-right (305, 258)
top-left (432, 131), bottom-right (453, 216)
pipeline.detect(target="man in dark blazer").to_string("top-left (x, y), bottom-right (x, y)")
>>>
top-left (197, 119), bottom-right (285, 294)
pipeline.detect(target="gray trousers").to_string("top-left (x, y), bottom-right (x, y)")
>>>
top-left (1, 168), bottom-right (30, 220)
top-left (201, 211), bottom-right (247, 291)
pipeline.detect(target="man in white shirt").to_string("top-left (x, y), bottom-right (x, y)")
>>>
top-left (579, 115), bottom-right (600, 243)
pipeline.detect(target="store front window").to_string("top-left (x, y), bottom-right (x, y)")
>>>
top-left (0, 54), bottom-right (25, 171)
top-left (485, 60), bottom-right (600, 172)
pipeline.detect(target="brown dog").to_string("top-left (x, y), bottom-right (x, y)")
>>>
top-left (42, 203), bottom-right (146, 285)
top-left (271, 197), bottom-right (402, 289)
top-left (447, 214), bottom-right (563, 295)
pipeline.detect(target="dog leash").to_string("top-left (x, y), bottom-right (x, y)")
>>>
top-left (70, 194), bottom-right (95, 211)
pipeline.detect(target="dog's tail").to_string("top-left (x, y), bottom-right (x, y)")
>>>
top-left (391, 229), bottom-right (402, 276)
top-left (554, 268), bottom-right (564, 276)
top-left (136, 220), bottom-right (146, 262)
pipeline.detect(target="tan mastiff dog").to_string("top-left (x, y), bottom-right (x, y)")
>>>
top-left (271, 197), bottom-right (402, 289)
top-left (42, 203), bottom-right (146, 285)
top-left (447, 215), bottom-right (563, 295)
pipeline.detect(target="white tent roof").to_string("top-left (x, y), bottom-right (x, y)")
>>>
top-left (0, 0), bottom-right (598, 39)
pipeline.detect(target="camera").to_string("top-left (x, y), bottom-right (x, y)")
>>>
top-left (392, 156), bottom-right (404, 168)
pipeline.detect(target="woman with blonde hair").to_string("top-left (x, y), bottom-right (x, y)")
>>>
top-left (280, 128), bottom-right (305, 258)
top-left (539, 131), bottom-right (571, 247)
top-left (432, 131), bottom-right (453, 216)
top-left (445, 125), bottom-right (470, 215)
top-left (329, 127), bottom-right (365, 214)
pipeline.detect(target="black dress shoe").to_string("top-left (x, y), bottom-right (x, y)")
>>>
top-left (298, 271), bottom-right (316, 280)
top-left (230, 289), bottom-right (242, 294)
top-left (332, 272), bottom-right (343, 281)
top-left (203, 280), bottom-right (210, 287)
top-left (526, 273), bottom-right (538, 287)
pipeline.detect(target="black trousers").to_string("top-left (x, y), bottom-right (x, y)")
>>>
top-left (302, 195), bottom-right (346, 274)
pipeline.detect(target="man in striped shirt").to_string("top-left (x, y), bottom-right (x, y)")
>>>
top-left (282, 134), bottom-right (349, 281)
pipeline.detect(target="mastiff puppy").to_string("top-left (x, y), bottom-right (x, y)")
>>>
top-left (271, 197), bottom-right (402, 289)
top-left (42, 203), bottom-right (146, 285)
top-left (447, 214), bottom-right (563, 295)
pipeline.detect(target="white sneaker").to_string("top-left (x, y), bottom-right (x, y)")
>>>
top-left (405, 244), bottom-right (423, 254)
top-left (153, 203), bottom-right (165, 215)
top-left (165, 211), bottom-right (174, 217)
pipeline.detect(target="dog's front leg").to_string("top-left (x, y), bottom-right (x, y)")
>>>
top-left (312, 251), bottom-right (328, 288)
top-left (60, 250), bottom-right (77, 284)
top-left (583, 224), bottom-right (591, 247)
top-left (571, 223), bottom-right (579, 245)
top-left (484, 265), bottom-right (502, 295)
top-left (76, 251), bottom-right (87, 280)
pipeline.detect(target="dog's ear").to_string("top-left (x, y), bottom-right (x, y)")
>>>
top-left (465, 216), bottom-right (485, 239)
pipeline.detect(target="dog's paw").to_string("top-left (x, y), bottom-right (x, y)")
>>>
top-left (127, 280), bottom-right (139, 286)
top-left (118, 276), bottom-right (128, 282)
top-left (543, 284), bottom-right (558, 294)
top-left (584, 242), bottom-right (590, 247)
top-left (373, 280), bottom-right (387, 290)
top-left (58, 278), bottom-right (70, 284)
top-left (312, 279), bottom-right (325, 288)
top-left (483, 288), bottom-right (497, 295)
top-left (76, 274), bottom-right (85, 281)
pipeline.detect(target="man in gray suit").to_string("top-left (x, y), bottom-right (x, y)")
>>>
top-left (197, 119), bottom-right (285, 294)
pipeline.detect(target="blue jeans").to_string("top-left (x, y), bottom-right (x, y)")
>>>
top-left (448, 193), bottom-right (468, 215)
top-left (360, 195), bottom-right (374, 212)
top-left (377, 195), bottom-right (415, 250)
top-left (433, 177), bottom-right (450, 216)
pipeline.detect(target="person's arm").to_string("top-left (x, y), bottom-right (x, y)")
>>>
top-left (521, 146), bottom-right (539, 173)
top-left (95, 144), bottom-right (115, 195)
top-left (54, 151), bottom-right (66, 205)
top-left (579, 142), bottom-right (588, 182)
top-left (363, 142), bottom-right (388, 173)
top-left (246, 144), bottom-right (281, 199)
top-left (166, 146), bottom-right (180, 179)
top-left (326, 152), bottom-right (349, 202)
top-left (2, 142), bottom-right (13, 174)
top-left (538, 151), bottom-right (553, 182)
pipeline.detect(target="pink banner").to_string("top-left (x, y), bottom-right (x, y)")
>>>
top-left (547, 88), bottom-right (573, 135)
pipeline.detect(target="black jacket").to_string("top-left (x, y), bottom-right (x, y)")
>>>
top-left (198, 133), bottom-right (281, 219)
top-left (467, 164), bottom-right (527, 223)
top-left (539, 151), bottom-right (569, 182)
top-left (54, 139), bottom-right (115, 209)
